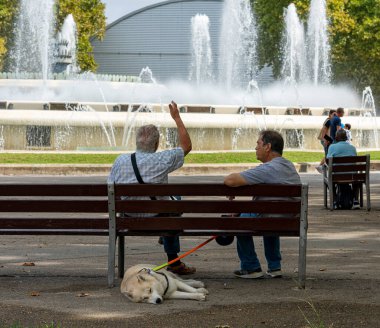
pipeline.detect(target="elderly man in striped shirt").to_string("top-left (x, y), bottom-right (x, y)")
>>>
top-left (108, 101), bottom-right (195, 275)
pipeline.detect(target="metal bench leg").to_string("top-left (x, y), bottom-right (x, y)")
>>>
top-left (108, 228), bottom-right (116, 287)
top-left (299, 232), bottom-right (307, 289)
top-left (359, 184), bottom-right (363, 208)
top-left (366, 183), bottom-right (371, 211)
top-left (118, 236), bottom-right (125, 279)
top-left (298, 184), bottom-right (308, 289)
top-left (329, 183), bottom-right (334, 211)
top-left (108, 183), bottom-right (116, 287)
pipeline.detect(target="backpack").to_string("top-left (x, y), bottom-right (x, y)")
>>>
top-left (335, 183), bottom-right (354, 209)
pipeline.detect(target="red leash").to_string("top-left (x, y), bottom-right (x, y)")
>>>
top-left (152, 236), bottom-right (217, 271)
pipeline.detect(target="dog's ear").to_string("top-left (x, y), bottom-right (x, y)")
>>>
top-left (137, 274), bottom-right (146, 282)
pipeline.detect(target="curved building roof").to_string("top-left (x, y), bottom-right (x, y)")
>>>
top-left (91, 0), bottom-right (223, 82)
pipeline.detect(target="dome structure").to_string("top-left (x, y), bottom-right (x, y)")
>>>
top-left (91, 0), bottom-right (223, 82)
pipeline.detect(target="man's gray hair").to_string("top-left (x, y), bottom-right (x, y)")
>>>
top-left (336, 129), bottom-right (347, 142)
top-left (136, 125), bottom-right (160, 152)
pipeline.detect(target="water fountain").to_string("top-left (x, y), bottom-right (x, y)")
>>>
top-left (281, 3), bottom-right (307, 84)
top-left (189, 14), bottom-right (213, 85)
top-left (218, 0), bottom-right (257, 90)
top-left (307, 0), bottom-right (331, 85)
top-left (0, 0), bottom-right (378, 151)
top-left (10, 0), bottom-right (56, 81)
top-left (54, 14), bottom-right (78, 75)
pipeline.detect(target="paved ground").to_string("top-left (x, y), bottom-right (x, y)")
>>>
top-left (0, 174), bottom-right (379, 327)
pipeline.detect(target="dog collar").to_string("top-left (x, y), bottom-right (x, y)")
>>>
top-left (155, 271), bottom-right (169, 296)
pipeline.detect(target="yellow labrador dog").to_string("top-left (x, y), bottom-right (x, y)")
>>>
top-left (121, 264), bottom-right (208, 304)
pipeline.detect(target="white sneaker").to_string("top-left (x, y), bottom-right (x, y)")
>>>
top-left (352, 201), bottom-right (360, 210)
top-left (266, 269), bottom-right (282, 278)
top-left (315, 165), bottom-right (323, 174)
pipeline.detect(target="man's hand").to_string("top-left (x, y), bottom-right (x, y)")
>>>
top-left (169, 101), bottom-right (180, 121)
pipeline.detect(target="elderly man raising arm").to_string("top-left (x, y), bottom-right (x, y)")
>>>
top-left (224, 130), bottom-right (301, 279)
top-left (108, 101), bottom-right (196, 275)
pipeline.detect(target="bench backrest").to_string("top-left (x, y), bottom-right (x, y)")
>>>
top-left (0, 184), bottom-right (108, 234)
top-left (108, 183), bottom-right (309, 236)
top-left (325, 155), bottom-right (370, 184)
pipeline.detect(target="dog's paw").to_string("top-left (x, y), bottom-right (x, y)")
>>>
top-left (197, 287), bottom-right (209, 295)
top-left (196, 293), bottom-right (207, 301)
top-left (192, 281), bottom-right (205, 288)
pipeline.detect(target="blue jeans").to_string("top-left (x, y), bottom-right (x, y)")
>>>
top-left (163, 236), bottom-right (180, 254)
top-left (163, 195), bottom-right (181, 255)
top-left (237, 213), bottom-right (281, 271)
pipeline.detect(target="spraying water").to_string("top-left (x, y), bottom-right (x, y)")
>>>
top-left (11, 0), bottom-right (56, 81)
top-left (139, 67), bottom-right (156, 84)
top-left (189, 14), bottom-right (213, 85)
top-left (55, 14), bottom-right (78, 75)
top-left (218, 0), bottom-right (257, 90)
top-left (282, 4), bottom-right (307, 84)
top-left (307, 0), bottom-right (331, 85)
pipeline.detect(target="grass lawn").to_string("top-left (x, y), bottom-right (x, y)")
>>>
top-left (0, 151), bottom-right (378, 164)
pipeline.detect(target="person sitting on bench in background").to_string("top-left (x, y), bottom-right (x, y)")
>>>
top-left (108, 101), bottom-right (196, 275)
top-left (327, 129), bottom-right (360, 210)
top-left (224, 130), bottom-right (301, 279)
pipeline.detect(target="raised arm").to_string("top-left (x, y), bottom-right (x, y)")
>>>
top-left (169, 101), bottom-right (192, 156)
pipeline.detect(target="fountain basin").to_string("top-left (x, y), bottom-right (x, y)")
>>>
top-left (0, 109), bottom-right (377, 151)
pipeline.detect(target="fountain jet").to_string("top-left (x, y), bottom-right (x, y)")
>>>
top-left (282, 4), bottom-right (307, 84)
top-left (307, 0), bottom-right (331, 85)
top-left (218, 0), bottom-right (257, 90)
top-left (189, 14), bottom-right (213, 86)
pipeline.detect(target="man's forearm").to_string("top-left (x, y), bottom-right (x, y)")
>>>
top-left (175, 117), bottom-right (192, 155)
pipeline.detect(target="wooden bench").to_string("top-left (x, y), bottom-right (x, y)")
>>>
top-left (108, 183), bottom-right (309, 288)
top-left (0, 184), bottom-right (109, 234)
top-left (323, 155), bottom-right (370, 211)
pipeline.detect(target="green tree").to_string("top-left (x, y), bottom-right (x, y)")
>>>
top-left (252, 0), bottom-right (379, 107)
top-left (0, 0), bottom-right (19, 70)
top-left (330, 0), bottom-right (380, 105)
top-left (57, 0), bottom-right (106, 72)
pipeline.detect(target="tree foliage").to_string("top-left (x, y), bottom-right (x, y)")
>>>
top-left (0, 0), bottom-right (105, 72)
top-left (330, 0), bottom-right (380, 101)
top-left (252, 0), bottom-right (380, 106)
top-left (0, 0), bottom-right (19, 70)
top-left (57, 0), bottom-right (106, 72)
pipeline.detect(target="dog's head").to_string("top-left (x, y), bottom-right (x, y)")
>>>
top-left (123, 269), bottom-right (165, 304)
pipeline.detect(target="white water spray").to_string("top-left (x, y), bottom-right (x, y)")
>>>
top-left (307, 0), bottom-right (331, 85)
top-left (11, 0), bottom-right (55, 81)
top-left (56, 14), bottom-right (78, 75)
top-left (282, 4), bottom-right (307, 84)
top-left (218, 0), bottom-right (257, 90)
top-left (189, 14), bottom-right (213, 85)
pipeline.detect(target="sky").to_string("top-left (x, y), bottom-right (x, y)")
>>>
top-left (102, 0), bottom-right (162, 24)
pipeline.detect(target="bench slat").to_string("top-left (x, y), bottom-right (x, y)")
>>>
top-left (0, 230), bottom-right (108, 235)
top-left (115, 200), bottom-right (301, 214)
top-left (0, 200), bottom-right (108, 212)
top-left (0, 184), bottom-right (107, 196)
top-left (115, 184), bottom-right (302, 197)
top-left (0, 218), bottom-right (108, 229)
top-left (331, 173), bottom-right (366, 182)
top-left (326, 156), bottom-right (367, 164)
top-left (330, 164), bottom-right (367, 172)
top-left (117, 230), bottom-right (300, 237)
top-left (116, 217), bottom-right (300, 233)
